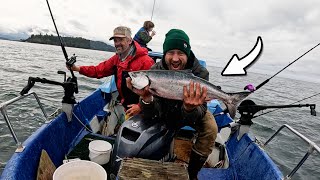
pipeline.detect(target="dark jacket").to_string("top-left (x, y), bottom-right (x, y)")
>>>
top-left (140, 51), bottom-right (209, 129)
top-left (133, 27), bottom-right (152, 47)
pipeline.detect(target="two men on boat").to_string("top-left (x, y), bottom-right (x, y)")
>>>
top-left (133, 21), bottom-right (156, 51)
top-left (69, 25), bottom-right (218, 179)
top-left (127, 29), bottom-right (218, 180)
top-left (68, 26), bottom-right (154, 118)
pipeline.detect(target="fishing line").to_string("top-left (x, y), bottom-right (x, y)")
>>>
top-left (252, 92), bottom-right (320, 119)
top-left (254, 42), bottom-right (320, 91)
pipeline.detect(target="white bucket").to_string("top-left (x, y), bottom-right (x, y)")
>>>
top-left (89, 140), bottom-right (112, 165)
top-left (53, 160), bottom-right (107, 180)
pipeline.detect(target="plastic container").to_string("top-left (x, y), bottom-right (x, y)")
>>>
top-left (53, 160), bottom-right (107, 180)
top-left (89, 140), bottom-right (112, 165)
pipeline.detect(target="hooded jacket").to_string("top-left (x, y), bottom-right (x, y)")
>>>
top-left (140, 51), bottom-right (209, 129)
top-left (79, 41), bottom-right (154, 109)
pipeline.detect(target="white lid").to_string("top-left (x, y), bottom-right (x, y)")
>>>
top-left (89, 140), bottom-right (112, 152)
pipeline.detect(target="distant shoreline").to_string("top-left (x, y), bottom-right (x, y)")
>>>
top-left (22, 34), bottom-right (116, 52)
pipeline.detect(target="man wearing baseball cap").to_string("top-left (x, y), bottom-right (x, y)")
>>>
top-left (69, 26), bottom-right (154, 134)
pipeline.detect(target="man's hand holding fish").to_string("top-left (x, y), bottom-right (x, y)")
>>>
top-left (183, 81), bottom-right (207, 112)
top-left (125, 77), bottom-right (153, 103)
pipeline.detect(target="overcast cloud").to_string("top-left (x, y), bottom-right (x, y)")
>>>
top-left (1, 0), bottom-right (320, 77)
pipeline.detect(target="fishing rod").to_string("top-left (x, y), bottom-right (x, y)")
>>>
top-left (245, 42), bottom-right (320, 92)
top-left (217, 97), bottom-right (316, 129)
top-left (252, 92), bottom-right (320, 119)
top-left (233, 99), bottom-right (316, 129)
top-left (45, 0), bottom-right (78, 94)
top-left (151, 0), bottom-right (156, 21)
top-left (234, 43), bottom-right (320, 120)
top-left (19, 0), bottom-right (80, 121)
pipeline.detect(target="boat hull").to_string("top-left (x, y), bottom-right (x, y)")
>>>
top-left (1, 86), bottom-right (283, 180)
top-left (1, 89), bottom-right (110, 180)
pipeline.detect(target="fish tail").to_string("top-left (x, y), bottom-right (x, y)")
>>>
top-left (226, 91), bottom-right (251, 118)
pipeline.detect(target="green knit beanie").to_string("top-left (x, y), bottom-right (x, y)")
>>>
top-left (163, 29), bottom-right (191, 57)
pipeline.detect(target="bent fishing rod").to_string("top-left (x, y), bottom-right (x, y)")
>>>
top-left (245, 42), bottom-right (320, 91)
top-left (214, 43), bottom-right (320, 118)
top-left (237, 43), bottom-right (320, 120)
top-left (20, 0), bottom-right (79, 106)
top-left (151, 0), bottom-right (156, 21)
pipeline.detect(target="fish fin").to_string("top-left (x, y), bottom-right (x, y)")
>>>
top-left (226, 91), bottom-right (251, 118)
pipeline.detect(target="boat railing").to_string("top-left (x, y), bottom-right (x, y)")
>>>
top-left (263, 124), bottom-right (320, 180)
top-left (0, 92), bottom-right (49, 152)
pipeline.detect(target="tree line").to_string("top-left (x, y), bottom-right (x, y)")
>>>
top-left (23, 34), bottom-right (115, 52)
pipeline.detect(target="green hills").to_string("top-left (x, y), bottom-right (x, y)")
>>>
top-left (23, 34), bottom-right (116, 52)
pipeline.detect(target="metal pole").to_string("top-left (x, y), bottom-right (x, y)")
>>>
top-left (285, 148), bottom-right (313, 179)
top-left (1, 107), bottom-right (20, 145)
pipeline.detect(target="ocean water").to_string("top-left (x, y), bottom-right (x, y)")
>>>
top-left (0, 40), bottom-right (320, 179)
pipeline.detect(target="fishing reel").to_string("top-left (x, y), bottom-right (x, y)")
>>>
top-left (65, 54), bottom-right (79, 95)
top-left (66, 54), bottom-right (77, 67)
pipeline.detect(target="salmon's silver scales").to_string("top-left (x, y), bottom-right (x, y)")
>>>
top-left (129, 70), bottom-right (251, 118)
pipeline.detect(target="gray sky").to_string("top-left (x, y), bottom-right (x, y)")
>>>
top-left (1, 0), bottom-right (320, 77)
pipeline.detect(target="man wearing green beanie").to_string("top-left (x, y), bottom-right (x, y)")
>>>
top-left (127, 29), bottom-right (218, 180)
top-left (163, 29), bottom-right (191, 57)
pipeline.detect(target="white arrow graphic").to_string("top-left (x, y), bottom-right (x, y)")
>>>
top-left (221, 36), bottom-right (263, 76)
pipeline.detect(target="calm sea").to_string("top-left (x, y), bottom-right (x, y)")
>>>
top-left (1, 40), bottom-right (320, 179)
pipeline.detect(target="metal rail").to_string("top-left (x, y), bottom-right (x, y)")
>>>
top-left (0, 92), bottom-right (49, 152)
top-left (263, 124), bottom-right (320, 180)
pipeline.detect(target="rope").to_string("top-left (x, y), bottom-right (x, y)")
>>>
top-left (73, 112), bottom-right (93, 133)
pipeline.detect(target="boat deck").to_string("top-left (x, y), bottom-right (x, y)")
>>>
top-left (66, 130), bottom-right (194, 179)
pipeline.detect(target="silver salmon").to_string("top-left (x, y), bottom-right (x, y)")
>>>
top-left (128, 70), bottom-right (251, 118)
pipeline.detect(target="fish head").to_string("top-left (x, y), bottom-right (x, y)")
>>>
top-left (128, 71), bottom-right (150, 90)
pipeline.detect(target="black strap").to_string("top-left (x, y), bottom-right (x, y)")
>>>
top-left (215, 142), bottom-right (226, 162)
